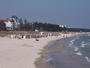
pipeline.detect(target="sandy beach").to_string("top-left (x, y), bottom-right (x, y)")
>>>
top-left (0, 33), bottom-right (79, 68)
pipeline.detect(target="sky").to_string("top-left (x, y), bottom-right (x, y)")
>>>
top-left (0, 0), bottom-right (90, 28)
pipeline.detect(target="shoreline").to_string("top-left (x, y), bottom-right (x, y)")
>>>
top-left (34, 33), bottom-right (81, 68)
top-left (0, 32), bottom-right (80, 68)
top-left (35, 33), bottom-right (90, 68)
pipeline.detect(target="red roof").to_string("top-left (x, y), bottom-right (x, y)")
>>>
top-left (9, 19), bottom-right (15, 22)
top-left (0, 19), bottom-right (15, 23)
top-left (0, 19), bottom-right (9, 22)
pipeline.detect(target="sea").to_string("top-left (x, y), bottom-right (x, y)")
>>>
top-left (37, 33), bottom-right (90, 68)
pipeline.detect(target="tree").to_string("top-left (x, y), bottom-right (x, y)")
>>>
top-left (0, 22), bottom-right (6, 31)
top-left (11, 15), bottom-right (19, 22)
top-left (19, 18), bottom-right (24, 30)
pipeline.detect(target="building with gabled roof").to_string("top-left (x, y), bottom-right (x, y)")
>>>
top-left (0, 19), bottom-right (13, 30)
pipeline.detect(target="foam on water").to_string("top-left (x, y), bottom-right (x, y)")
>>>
top-left (80, 43), bottom-right (86, 48)
top-left (68, 36), bottom-right (80, 47)
top-left (68, 39), bottom-right (75, 47)
top-left (75, 51), bottom-right (82, 56)
top-left (74, 34), bottom-right (90, 63)
top-left (45, 57), bottom-right (53, 63)
top-left (85, 56), bottom-right (90, 63)
top-left (74, 47), bottom-right (79, 52)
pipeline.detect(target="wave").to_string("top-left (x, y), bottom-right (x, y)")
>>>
top-left (68, 35), bottom-right (90, 63)
top-left (44, 57), bottom-right (53, 63)
top-left (75, 51), bottom-right (82, 56)
top-left (80, 44), bottom-right (86, 48)
top-left (80, 41), bottom-right (86, 48)
top-left (85, 56), bottom-right (90, 63)
top-left (74, 47), bottom-right (79, 52)
top-left (68, 36), bottom-right (80, 47)
top-left (68, 39), bottom-right (75, 47)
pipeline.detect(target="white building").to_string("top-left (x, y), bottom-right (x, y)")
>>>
top-left (0, 19), bottom-right (13, 30)
top-left (0, 17), bottom-right (20, 30)
top-left (0, 18), bottom-right (19, 30)
top-left (8, 18), bottom-right (20, 30)
top-left (59, 25), bottom-right (68, 28)
top-left (4, 20), bottom-right (13, 30)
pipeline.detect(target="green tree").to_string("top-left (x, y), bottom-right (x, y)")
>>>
top-left (0, 22), bottom-right (6, 31)
top-left (19, 18), bottom-right (24, 30)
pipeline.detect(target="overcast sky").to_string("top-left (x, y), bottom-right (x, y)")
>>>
top-left (0, 0), bottom-right (90, 28)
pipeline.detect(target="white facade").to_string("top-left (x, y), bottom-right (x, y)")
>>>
top-left (0, 18), bottom-right (19, 30)
top-left (8, 18), bottom-right (20, 30)
top-left (4, 21), bottom-right (13, 30)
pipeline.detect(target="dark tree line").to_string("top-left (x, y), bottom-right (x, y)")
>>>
top-left (67, 28), bottom-right (90, 32)
top-left (31, 22), bottom-right (60, 31)
top-left (18, 21), bottom-right (61, 31)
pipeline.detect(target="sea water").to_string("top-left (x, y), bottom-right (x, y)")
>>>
top-left (67, 34), bottom-right (90, 61)
top-left (43, 33), bottom-right (90, 68)
top-left (74, 34), bottom-right (90, 62)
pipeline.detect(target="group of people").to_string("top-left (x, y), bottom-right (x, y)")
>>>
top-left (7, 32), bottom-right (61, 39)
top-left (7, 32), bottom-right (80, 40)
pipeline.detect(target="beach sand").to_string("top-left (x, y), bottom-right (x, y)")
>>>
top-left (0, 33), bottom-right (79, 68)
top-left (0, 35), bottom-right (63, 68)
